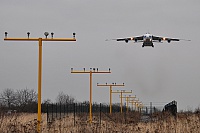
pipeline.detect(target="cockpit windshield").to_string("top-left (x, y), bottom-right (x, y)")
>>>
top-left (144, 35), bottom-right (152, 39)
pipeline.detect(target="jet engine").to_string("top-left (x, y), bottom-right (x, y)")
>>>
top-left (168, 39), bottom-right (171, 43)
top-left (125, 39), bottom-right (129, 43)
top-left (135, 39), bottom-right (137, 42)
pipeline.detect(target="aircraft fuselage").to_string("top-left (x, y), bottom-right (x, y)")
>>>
top-left (142, 34), bottom-right (154, 47)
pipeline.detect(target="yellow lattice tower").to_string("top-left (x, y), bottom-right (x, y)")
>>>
top-left (129, 98), bottom-right (143, 111)
top-left (137, 102), bottom-right (143, 112)
top-left (120, 95), bottom-right (136, 112)
top-left (97, 83), bottom-right (125, 114)
top-left (112, 90), bottom-right (132, 113)
top-left (4, 32), bottom-right (76, 132)
top-left (71, 68), bottom-right (111, 123)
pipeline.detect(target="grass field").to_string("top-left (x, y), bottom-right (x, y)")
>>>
top-left (0, 112), bottom-right (200, 133)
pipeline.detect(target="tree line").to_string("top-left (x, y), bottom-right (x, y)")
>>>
top-left (0, 88), bottom-right (75, 113)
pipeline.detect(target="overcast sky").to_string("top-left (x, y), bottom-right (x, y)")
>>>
top-left (0, 0), bottom-right (200, 111)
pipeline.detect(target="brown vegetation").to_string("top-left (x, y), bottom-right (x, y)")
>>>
top-left (0, 112), bottom-right (200, 133)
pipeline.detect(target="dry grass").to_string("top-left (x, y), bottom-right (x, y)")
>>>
top-left (0, 113), bottom-right (46, 133)
top-left (0, 112), bottom-right (200, 133)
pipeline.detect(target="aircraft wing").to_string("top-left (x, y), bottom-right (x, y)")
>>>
top-left (112, 35), bottom-right (143, 43)
top-left (152, 35), bottom-right (180, 42)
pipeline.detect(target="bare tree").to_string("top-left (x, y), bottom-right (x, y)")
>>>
top-left (56, 91), bottom-right (75, 104)
top-left (15, 88), bottom-right (37, 107)
top-left (0, 88), bottom-right (16, 108)
top-left (43, 99), bottom-right (52, 105)
top-left (0, 88), bottom-right (38, 112)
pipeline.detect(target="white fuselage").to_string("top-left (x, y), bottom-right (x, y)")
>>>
top-left (142, 33), bottom-right (153, 47)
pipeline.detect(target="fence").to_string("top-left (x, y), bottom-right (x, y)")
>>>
top-left (47, 103), bottom-right (124, 122)
top-left (46, 102), bottom-right (163, 125)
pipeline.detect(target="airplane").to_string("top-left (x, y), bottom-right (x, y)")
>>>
top-left (109, 33), bottom-right (190, 47)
